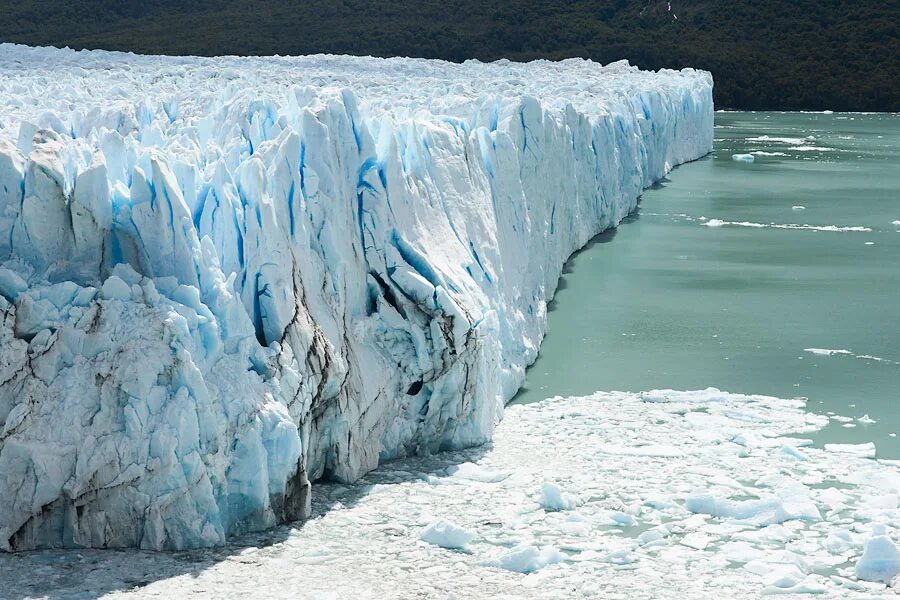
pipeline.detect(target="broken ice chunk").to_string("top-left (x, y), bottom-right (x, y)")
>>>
top-left (486, 544), bottom-right (564, 573)
top-left (539, 481), bottom-right (580, 511)
top-left (824, 443), bottom-right (876, 458)
top-left (420, 519), bottom-right (474, 550)
top-left (854, 526), bottom-right (900, 583)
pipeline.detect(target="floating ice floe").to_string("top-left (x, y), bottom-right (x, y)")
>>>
top-left (855, 526), bottom-right (900, 583)
top-left (539, 481), bottom-right (581, 511)
top-left (705, 220), bottom-right (871, 232)
top-left (685, 487), bottom-right (821, 526)
top-left (486, 544), bottom-right (565, 574)
top-left (732, 153), bottom-right (755, 162)
top-left (824, 443), bottom-right (877, 459)
top-left (420, 519), bottom-right (474, 550)
top-left (746, 135), bottom-right (815, 145)
top-left (806, 348), bottom-right (854, 356)
top-left (804, 348), bottom-right (898, 365)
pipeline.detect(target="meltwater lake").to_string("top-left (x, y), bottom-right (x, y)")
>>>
top-left (514, 112), bottom-right (900, 457)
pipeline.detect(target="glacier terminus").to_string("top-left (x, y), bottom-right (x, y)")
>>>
top-left (0, 44), bottom-right (713, 551)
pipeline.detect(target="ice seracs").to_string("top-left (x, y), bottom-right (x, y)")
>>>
top-left (0, 43), bottom-right (713, 550)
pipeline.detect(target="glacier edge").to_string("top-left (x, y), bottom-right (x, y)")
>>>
top-left (0, 44), bottom-right (713, 550)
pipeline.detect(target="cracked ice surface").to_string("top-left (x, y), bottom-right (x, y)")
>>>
top-left (3, 389), bottom-right (898, 598)
top-left (0, 44), bottom-right (713, 550)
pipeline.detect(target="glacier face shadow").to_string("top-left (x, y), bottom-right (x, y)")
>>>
top-left (0, 444), bottom-right (492, 600)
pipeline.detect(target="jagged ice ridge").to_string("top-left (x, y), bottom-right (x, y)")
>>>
top-left (0, 44), bottom-right (713, 550)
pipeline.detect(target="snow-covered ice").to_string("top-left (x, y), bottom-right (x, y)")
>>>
top-left (0, 44), bottom-right (713, 550)
top-left (2, 388), bottom-right (898, 598)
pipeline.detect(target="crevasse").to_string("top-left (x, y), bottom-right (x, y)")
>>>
top-left (0, 44), bottom-right (713, 550)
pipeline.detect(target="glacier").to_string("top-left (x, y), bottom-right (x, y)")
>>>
top-left (0, 44), bottom-right (713, 551)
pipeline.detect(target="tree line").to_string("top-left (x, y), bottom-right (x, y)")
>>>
top-left (1, 0), bottom-right (897, 111)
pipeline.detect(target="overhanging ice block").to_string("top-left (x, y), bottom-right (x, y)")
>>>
top-left (0, 44), bottom-right (713, 550)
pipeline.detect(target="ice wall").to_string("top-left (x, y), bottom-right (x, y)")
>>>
top-left (0, 44), bottom-right (713, 550)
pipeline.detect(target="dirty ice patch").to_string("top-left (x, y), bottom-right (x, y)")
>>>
top-left (7, 388), bottom-right (900, 599)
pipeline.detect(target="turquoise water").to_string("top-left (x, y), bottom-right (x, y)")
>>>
top-left (513, 112), bottom-right (900, 457)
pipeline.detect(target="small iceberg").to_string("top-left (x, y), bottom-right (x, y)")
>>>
top-left (539, 481), bottom-right (581, 511)
top-left (486, 544), bottom-right (564, 573)
top-left (855, 526), bottom-right (900, 583)
top-left (420, 519), bottom-right (474, 550)
top-left (732, 153), bottom-right (755, 162)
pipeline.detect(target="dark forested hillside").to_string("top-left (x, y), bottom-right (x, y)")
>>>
top-left (1, 0), bottom-right (897, 111)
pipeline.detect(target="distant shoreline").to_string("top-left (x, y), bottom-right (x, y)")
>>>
top-left (0, 0), bottom-right (895, 112)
